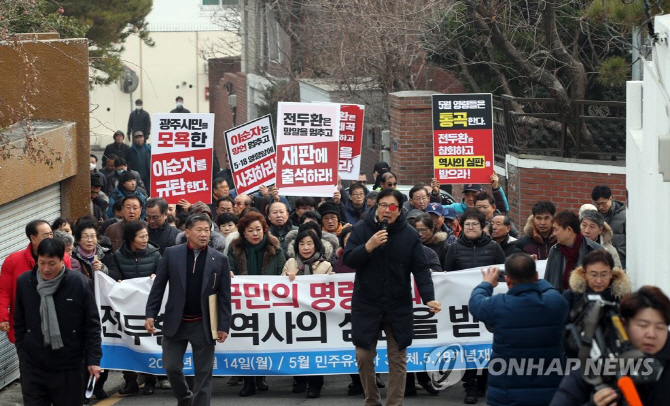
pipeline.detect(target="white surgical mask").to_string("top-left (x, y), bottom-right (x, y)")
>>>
top-left (136, 105), bottom-right (143, 110)
top-left (89, 163), bottom-right (96, 171)
top-left (176, 102), bottom-right (183, 108)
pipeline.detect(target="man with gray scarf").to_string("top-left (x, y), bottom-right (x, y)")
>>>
top-left (14, 238), bottom-right (102, 405)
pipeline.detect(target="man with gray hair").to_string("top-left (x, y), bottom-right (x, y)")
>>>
top-left (489, 215), bottom-right (521, 257)
top-left (579, 209), bottom-right (623, 269)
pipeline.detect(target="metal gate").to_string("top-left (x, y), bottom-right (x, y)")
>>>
top-left (0, 183), bottom-right (61, 389)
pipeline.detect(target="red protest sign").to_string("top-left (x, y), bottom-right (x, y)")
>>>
top-left (338, 104), bottom-right (365, 180)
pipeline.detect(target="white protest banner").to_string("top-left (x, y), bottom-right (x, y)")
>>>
top-left (338, 104), bottom-right (365, 180)
top-left (275, 102), bottom-right (339, 197)
top-left (151, 114), bottom-right (215, 203)
top-left (95, 261), bottom-right (546, 376)
top-left (224, 115), bottom-right (276, 195)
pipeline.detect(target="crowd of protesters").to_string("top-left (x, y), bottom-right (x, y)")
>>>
top-left (3, 127), bottom-right (666, 406)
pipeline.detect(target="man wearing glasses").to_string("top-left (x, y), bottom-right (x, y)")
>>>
top-left (146, 198), bottom-right (180, 255)
top-left (591, 185), bottom-right (626, 267)
top-left (344, 182), bottom-right (368, 224)
top-left (104, 195), bottom-right (144, 252)
top-left (343, 188), bottom-right (441, 406)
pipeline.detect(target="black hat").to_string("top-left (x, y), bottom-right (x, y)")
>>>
top-left (119, 171), bottom-right (136, 184)
top-left (317, 202), bottom-right (341, 220)
top-left (463, 184), bottom-right (483, 193)
top-left (373, 161), bottom-right (390, 173)
top-left (91, 173), bottom-right (104, 188)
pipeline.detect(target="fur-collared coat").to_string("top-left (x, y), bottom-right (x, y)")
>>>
top-left (562, 266), bottom-right (631, 315)
top-left (284, 229), bottom-right (339, 262)
top-left (594, 222), bottom-right (623, 269)
top-left (176, 229), bottom-right (227, 254)
top-left (227, 233), bottom-right (286, 275)
top-left (516, 215), bottom-right (557, 260)
top-left (423, 231), bottom-right (451, 270)
top-left (282, 234), bottom-right (334, 277)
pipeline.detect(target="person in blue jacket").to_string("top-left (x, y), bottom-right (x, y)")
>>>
top-left (441, 173), bottom-right (510, 215)
top-left (469, 253), bottom-right (569, 406)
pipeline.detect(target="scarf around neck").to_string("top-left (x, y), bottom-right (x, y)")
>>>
top-left (296, 251), bottom-right (322, 275)
top-left (244, 235), bottom-right (267, 275)
top-left (36, 266), bottom-right (66, 350)
top-left (560, 233), bottom-right (583, 290)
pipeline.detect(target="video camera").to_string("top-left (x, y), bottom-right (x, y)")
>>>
top-left (566, 295), bottom-right (664, 404)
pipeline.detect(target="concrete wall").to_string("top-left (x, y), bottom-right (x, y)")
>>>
top-left (625, 15), bottom-right (670, 290)
top-left (0, 38), bottom-right (90, 218)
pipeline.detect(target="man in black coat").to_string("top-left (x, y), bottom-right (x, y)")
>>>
top-left (344, 188), bottom-right (441, 406)
top-left (146, 197), bottom-right (180, 255)
top-left (127, 99), bottom-right (151, 138)
top-left (102, 130), bottom-right (130, 168)
top-left (14, 239), bottom-right (102, 405)
top-left (145, 214), bottom-right (231, 406)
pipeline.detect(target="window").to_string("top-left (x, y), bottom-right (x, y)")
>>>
top-left (202, 0), bottom-right (219, 5)
top-left (202, 0), bottom-right (237, 6)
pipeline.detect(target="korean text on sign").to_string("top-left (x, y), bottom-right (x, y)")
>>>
top-left (224, 115), bottom-right (277, 195)
top-left (431, 94), bottom-right (493, 184)
top-left (150, 113), bottom-right (214, 203)
top-left (338, 105), bottom-right (365, 180)
top-left (275, 102), bottom-right (340, 197)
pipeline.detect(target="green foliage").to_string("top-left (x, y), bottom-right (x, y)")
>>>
top-left (597, 56), bottom-right (630, 87)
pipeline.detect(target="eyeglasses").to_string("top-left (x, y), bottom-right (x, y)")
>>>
top-left (413, 196), bottom-right (428, 202)
top-left (80, 234), bottom-right (97, 241)
top-left (146, 215), bottom-right (162, 222)
top-left (416, 227), bottom-right (431, 233)
top-left (593, 199), bottom-right (610, 207)
top-left (378, 203), bottom-right (398, 211)
top-left (351, 192), bottom-right (365, 197)
top-left (386, 182), bottom-right (397, 187)
top-left (586, 272), bottom-right (611, 280)
top-left (463, 222), bottom-right (481, 228)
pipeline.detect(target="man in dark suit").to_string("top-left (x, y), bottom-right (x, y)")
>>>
top-left (145, 213), bottom-right (231, 406)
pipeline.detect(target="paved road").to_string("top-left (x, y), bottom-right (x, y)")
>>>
top-left (84, 373), bottom-right (470, 406)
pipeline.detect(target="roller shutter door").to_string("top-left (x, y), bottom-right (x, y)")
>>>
top-left (0, 183), bottom-right (61, 389)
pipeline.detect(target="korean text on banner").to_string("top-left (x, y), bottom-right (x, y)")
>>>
top-left (94, 261), bottom-right (547, 376)
top-left (151, 114), bottom-right (215, 203)
top-left (276, 102), bottom-right (340, 197)
top-left (338, 105), bottom-right (365, 180)
top-left (224, 115), bottom-right (277, 195)
top-left (432, 94), bottom-right (493, 184)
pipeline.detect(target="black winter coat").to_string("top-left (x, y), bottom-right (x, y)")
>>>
top-left (148, 222), bottom-right (180, 255)
top-left (14, 268), bottom-right (102, 371)
top-left (71, 244), bottom-right (121, 282)
top-left (343, 208), bottom-right (435, 351)
top-left (127, 108), bottom-right (151, 137)
top-left (114, 241), bottom-right (161, 280)
top-left (444, 232), bottom-right (506, 272)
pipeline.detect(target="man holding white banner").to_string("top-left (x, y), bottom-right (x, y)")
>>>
top-left (344, 188), bottom-right (441, 406)
top-left (145, 214), bottom-right (232, 406)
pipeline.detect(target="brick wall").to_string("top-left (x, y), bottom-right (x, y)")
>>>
top-left (209, 63), bottom-right (247, 169)
top-left (506, 160), bottom-right (626, 227)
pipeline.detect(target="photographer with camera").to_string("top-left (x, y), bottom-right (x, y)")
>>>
top-left (551, 286), bottom-right (670, 405)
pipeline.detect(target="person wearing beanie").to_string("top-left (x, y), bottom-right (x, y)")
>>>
top-left (107, 171), bottom-right (147, 220)
top-left (579, 210), bottom-right (623, 269)
top-left (318, 202), bottom-right (344, 236)
top-left (102, 130), bottom-right (130, 168)
top-left (91, 173), bottom-right (109, 221)
top-left (371, 161), bottom-right (390, 191)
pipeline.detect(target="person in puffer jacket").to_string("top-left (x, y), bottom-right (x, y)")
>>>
top-left (113, 220), bottom-right (161, 395)
top-left (443, 208), bottom-right (505, 404)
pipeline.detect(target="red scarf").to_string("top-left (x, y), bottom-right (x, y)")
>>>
top-left (559, 233), bottom-right (583, 290)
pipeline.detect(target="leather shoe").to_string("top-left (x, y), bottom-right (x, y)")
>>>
top-left (375, 374), bottom-right (385, 388)
top-left (143, 380), bottom-right (155, 395)
top-left (420, 381), bottom-right (440, 396)
top-left (405, 387), bottom-right (418, 397)
top-left (292, 380), bottom-right (307, 393)
top-left (119, 380), bottom-right (139, 395)
top-left (307, 387), bottom-right (321, 398)
top-left (255, 376), bottom-right (269, 391)
top-left (347, 384), bottom-right (364, 396)
top-left (239, 379), bottom-right (256, 397)
top-left (177, 397), bottom-right (193, 406)
top-left (93, 388), bottom-right (108, 400)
